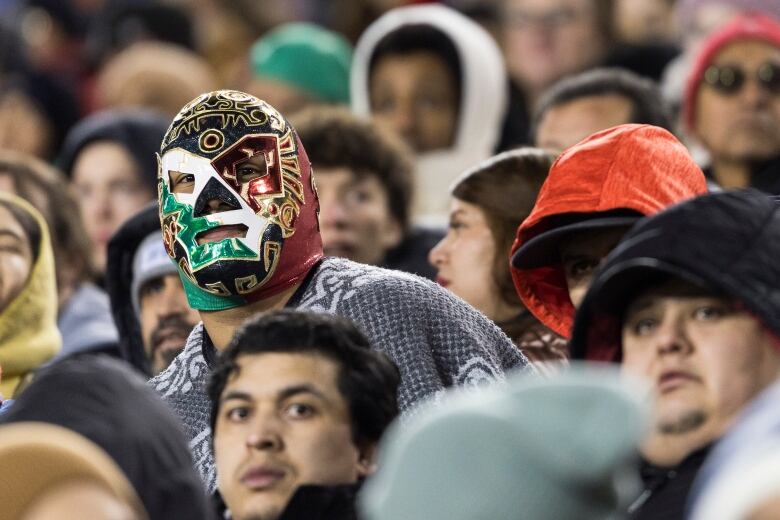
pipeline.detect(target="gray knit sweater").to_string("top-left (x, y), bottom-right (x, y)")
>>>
top-left (150, 257), bottom-right (532, 490)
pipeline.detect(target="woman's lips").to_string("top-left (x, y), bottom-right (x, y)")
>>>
top-left (436, 276), bottom-right (450, 288)
top-left (196, 224), bottom-right (248, 245)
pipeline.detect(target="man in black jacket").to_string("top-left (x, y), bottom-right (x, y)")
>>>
top-left (208, 309), bottom-right (400, 520)
top-left (570, 189), bottom-right (780, 519)
top-left (106, 203), bottom-right (200, 375)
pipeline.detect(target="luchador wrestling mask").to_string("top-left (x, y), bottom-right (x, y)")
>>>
top-left (158, 90), bottom-right (322, 310)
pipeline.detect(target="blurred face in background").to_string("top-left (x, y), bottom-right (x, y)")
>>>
top-left (535, 93), bottom-right (634, 154)
top-left (316, 167), bottom-right (402, 266)
top-left (138, 273), bottom-right (200, 375)
top-left (502, 0), bottom-right (607, 101)
top-left (0, 89), bottom-right (53, 160)
top-left (429, 198), bottom-right (512, 321)
top-left (71, 142), bottom-right (154, 273)
top-left (694, 40), bottom-right (780, 171)
top-left (370, 51), bottom-right (459, 153)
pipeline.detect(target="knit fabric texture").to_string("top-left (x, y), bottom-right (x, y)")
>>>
top-left (150, 257), bottom-right (531, 490)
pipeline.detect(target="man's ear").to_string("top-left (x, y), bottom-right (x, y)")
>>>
top-left (356, 443), bottom-right (378, 477)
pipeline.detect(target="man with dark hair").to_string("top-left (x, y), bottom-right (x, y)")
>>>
top-left (209, 309), bottom-right (399, 520)
top-left (292, 107), bottom-right (439, 279)
top-left (533, 67), bottom-right (672, 154)
top-left (570, 189), bottom-right (780, 519)
top-left (150, 90), bottom-right (529, 491)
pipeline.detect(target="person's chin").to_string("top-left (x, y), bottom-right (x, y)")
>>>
top-left (235, 495), bottom-right (286, 520)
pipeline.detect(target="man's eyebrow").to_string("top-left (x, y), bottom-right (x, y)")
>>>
top-left (220, 390), bottom-right (253, 404)
top-left (278, 384), bottom-right (329, 403)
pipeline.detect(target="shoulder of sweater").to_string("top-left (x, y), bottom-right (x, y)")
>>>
top-left (314, 256), bottom-right (446, 296)
top-left (309, 258), bottom-right (505, 331)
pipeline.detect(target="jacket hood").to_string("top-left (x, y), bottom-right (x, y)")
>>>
top-left (350, 4), bottom-right (508, 224)
top-left (58, 109), bottom-right (169, 192)
top-left (570, 189), bottom-right (780, 362)
top-left (0, 193), bottom-right (60, 397)
top-left (105, 202), bottom-right (163, 375)
top-left (510, 124), bottom-right (708, 338)
top-left (0, 355), bottom-right (213, 519)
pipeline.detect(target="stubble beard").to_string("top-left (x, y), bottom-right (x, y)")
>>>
top-left (657, 410), bottom-right (707, 435)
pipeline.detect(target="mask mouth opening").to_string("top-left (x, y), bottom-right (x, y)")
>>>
top-left (195, 224), bottom-right (249, 245)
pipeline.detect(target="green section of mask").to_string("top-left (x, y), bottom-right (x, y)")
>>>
top-left (160, 182), bottom-right (258, 272)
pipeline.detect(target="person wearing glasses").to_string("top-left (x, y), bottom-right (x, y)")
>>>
top-left (684, 13), bottom-right (780, 194)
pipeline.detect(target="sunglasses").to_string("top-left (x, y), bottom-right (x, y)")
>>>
top-left (702, 62), bottom-right (780, 95)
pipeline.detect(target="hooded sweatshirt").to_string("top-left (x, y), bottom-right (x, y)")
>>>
top-left (58, 109), bottom-right (169, 193)
top-left (351, 4), bottom-right (508, 225)
top-left (0, 193), bottom-right (60, 397)
top-left (510, 124), bottom-right (708, 339)
top-left (0, 355), bottom-right (213, 520)
top-left (105, 203), bottom-right (166, 375)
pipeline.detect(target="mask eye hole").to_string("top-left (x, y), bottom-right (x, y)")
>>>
top-left (169, 170), bottom-right (195, 194)
top-left (235, 155), bottom-right (268, 184)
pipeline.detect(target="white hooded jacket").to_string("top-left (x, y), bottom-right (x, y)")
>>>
top-left (351, 4), bottom-right (508, 226)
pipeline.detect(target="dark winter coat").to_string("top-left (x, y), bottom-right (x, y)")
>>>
top-left (105, 202), bottom-right (162, 375)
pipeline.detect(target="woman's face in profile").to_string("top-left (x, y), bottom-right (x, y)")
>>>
top-left (429, 198), bottom-right (503, 319)
top-left (0, 203), bottom-right (33, 313)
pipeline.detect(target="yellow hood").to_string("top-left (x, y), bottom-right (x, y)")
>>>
top-left (0, 192), bottom-right (60, 397)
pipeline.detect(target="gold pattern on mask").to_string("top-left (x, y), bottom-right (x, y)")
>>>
top-left (164, 91), bottom-right (272, 148)
top-left (204, 281), bottom-right (231, 296)
top-left (199, 129), bottom-right (225, 153)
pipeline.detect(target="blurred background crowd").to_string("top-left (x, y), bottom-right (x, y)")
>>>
top-left (2, 0), bottom-right (780, 519)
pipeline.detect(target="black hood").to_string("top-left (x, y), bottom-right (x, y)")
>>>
top-left (58, 109), bottom-right (168, 192)
top-left (0, 355), bottom-right (213, 520)
top-left (106, 202), bottom-right (160, 375)
top-left (570, 189), bottom-right (780, 362)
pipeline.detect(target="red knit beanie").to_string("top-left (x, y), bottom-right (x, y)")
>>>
top-left (684, 12), bottom-right (780, 132)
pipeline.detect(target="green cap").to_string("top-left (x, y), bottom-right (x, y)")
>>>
top-left (250, 22), bottom-right (352, 104)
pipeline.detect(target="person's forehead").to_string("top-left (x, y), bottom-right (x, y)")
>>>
top-left (227, 351), bottom-right (342, 395)
top-left (314, 166), bottom-right (360, 187)
top-left (547, 93), bottom-right (633, 123)
top-left (506, 0), bottom-right (594, 13)
top-left (625, 277), bottom-right (726, 313)
top-left (372, 51), bottom-right (454, 85)
top-left (538, 94), bottom-right (634, 148)
top-left (712, 39), bottom-right (780, 64)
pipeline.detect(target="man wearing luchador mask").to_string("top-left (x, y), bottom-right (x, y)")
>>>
top-left (149, 90), bottom-right (531, 491)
